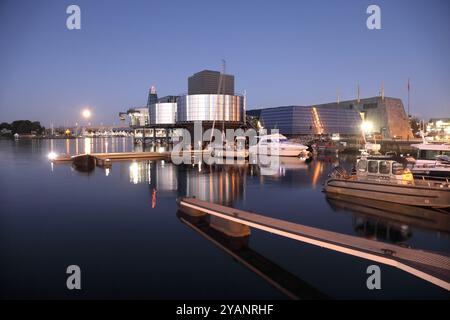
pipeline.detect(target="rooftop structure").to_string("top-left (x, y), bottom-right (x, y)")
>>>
top-left (188, 70), bottom-right (234, 95)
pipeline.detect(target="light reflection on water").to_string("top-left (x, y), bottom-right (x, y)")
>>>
top-left (40, 137), bottom-right (450, 246)
top-left (1, 137), bottom-right (449, 299)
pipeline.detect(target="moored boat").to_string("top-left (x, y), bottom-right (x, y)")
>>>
top-left (324, 155), bottom-right (450, 208)
top-left (410, 142), bottom-right (450, 178)
top-left (206, 136), bottom-right (249, 159)
top-left (72, 154), bottom-right (96, 172)
top-left (249, 133), bottom-right (309, 158)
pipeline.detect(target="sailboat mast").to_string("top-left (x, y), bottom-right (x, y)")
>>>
top-left (210, 59), bottom-right (226, 143)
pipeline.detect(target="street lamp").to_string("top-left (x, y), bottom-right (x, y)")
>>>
top-left (361, 121), bottom-right (373, 134)
top-left (82, 108), bottom-right (91, 119)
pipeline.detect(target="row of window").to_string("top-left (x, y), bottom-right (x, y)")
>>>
top-left (357, 159), bottom-right (404, 175)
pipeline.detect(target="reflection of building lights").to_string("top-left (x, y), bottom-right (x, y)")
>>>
top-left (311, 161), bottom-right (322, 187)
top-left (105, 168), bottom-right (110, 176)
top-left (84, 137), bottom-right (92, 154)
top-left (130, 162), bottom-right (139, 184)
top-left (47, 152), bottom-right (57, 160)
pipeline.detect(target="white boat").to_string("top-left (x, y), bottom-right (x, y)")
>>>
top-left (249, 134), bottom-right (309, 158)
top-left (410, 142), bottom-right (450, 178)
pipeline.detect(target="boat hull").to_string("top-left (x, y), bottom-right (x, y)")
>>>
top-left (324, 178), bottom-right (450, 208)
top-left (412, 168), bottom-right (450, 178)
top-left (72, 154), bottom-right (96, 172)
top-left (249, 148), bottom-right (306, 157)
top-left (212, 150), bottom-right (249, 159)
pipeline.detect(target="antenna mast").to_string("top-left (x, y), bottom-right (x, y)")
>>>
top-left (210, 59), bottom-right (226, 143)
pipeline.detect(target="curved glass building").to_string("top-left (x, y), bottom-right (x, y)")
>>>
top-left (177, 94), bottom-right (244, 122)
top-left (149, 102), bottom-right (177, 125)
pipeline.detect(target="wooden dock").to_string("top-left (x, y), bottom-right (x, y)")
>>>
top-left (52, 151), bottom-right (172, 164)
top-left (178, 197), bottom-right (450, 291)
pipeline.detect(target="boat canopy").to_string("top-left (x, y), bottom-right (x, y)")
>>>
top-left (258, 133), bottom-right (288, 141)
top-left (411, 143), bottom-right (450, 151)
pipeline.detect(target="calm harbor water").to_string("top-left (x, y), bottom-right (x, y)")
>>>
top-left (1, 137), bottom-right (449, 299)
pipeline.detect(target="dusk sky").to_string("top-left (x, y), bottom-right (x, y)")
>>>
top-left (0, 0), bottom-right (449, 126)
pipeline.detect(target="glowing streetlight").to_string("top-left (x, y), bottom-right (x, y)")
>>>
top-left (82, 109), bottom-right (92, 119)
top-left (361, 121), bottom-right (374, 134)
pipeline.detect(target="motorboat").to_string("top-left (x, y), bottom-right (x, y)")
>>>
top-left (72, 154), bottom-right (96, 172)
top-left (324, 154), bottom-right (450, 208)
top-left (312, 138), bottom-right (346, 154)
top-left (249, 133), bottom-right (309, 158)
top-left (410, 142), bottom-right (450, 178)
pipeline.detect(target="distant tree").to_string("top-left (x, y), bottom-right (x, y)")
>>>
top-left (31, 121), bottom-right (45, 134)
top-left (409, 116), bottom-right (421, 136)
top-left (0, 122), bottom-right (12, 130)
top-left (11, 120), bottom-right (44, 134)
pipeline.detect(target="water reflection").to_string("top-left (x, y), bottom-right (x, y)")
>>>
top-left (180, 164), bottom-right (247, 206)
top-left (126, 161), bottom-right (245, 206)
top-left (127, 160), bottom-right (177, 191)
top-left (43, 137), bottom-right (149, 156)
top-left (327, 193), bottom-right (450, 240)
top-left (48, 138), bottom-right (449, 250)
top-left (177, 210), bottom-right (327, 300)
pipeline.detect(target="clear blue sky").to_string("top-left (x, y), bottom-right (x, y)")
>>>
top-left (0, 0), bottom-right (449, 126)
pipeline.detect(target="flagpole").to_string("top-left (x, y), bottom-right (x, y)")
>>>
top-left (357, 83), bottom-right (360, 104)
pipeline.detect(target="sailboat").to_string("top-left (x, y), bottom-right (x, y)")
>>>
top-left (206, 60), bottom-right (249, 159)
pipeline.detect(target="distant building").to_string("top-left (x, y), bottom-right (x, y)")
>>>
top-left (150, 95), bottom-right (177, 125)
top-left (122, 68), bottom-right (245, 129)
top-left (188, 70), bottom-right (234, 95)
top-left (249, 96), bottom-right (413, 139)
top-left (426, 118), bottom-right (450, 139)
top-left (179, 70), bottom-right (243, 123)
top-left (147, 86), bottom-right (158, 107)
top-left (126, 107), bottom-right (149, 127)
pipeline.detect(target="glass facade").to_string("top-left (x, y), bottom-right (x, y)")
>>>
top-left (177, 94), bottom-right (244, 122)
top-left (260, 105), bottom-right (362, 135)
top-left (149, 102), bottom-right (177, 125)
